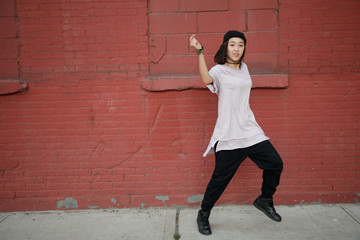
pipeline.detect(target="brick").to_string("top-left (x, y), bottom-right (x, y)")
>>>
top-left (179, 0), bottom-right (228, 12)
top-left (246, 0), bottom-right (277, 9)
top-left (0, 79), bottom-right (28, 95)
top-left (142, 76), bottom-right (204, 91)
top-left (38, 3), bottom-right (62, 10)
top-left (0, 38), bottom-right (18, 59)
top-left (248, 9), bottom-right (277, 31)
top-left (166, 34), bottom-right (189, 55)
top-left (246, 32), bottom-right (278, 53)
top-left (246, 53), bottom-right (278, 73)
top-left (0, 17), bottom-right (17, 38)
top-left (0, 191), bottom-right (15, 199)
top-left (228, 0), bottom-right (247, 10)
top-left (0, 60), bottom-right (18, 78)
top-left (149, 13), bottom-right (196, 34)
top-left (149, 35), bottom-right (166, 63)
top-left (0, 0), bottom-right (16, 17)
top-left (150, 55), bottom-right (197, 76)
top-left (197, 11), bottom-right (246, 33)
top-left (149, 0), bottom-right (178, 12)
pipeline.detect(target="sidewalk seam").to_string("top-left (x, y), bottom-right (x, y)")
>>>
top-left (339, 205), bottom-right (360, 225)
top-left (174, 209), bottom-right (180, 239)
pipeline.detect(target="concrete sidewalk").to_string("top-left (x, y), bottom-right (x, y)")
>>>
top-left (0, 204), bottom-right (359, 240)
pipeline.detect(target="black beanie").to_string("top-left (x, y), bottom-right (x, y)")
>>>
top-left (223, 30), bottom-right (247, 43)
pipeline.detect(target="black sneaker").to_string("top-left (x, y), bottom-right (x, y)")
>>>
top-left (253, 196), bottom-right (282, 222)
top-left (197, 210), bottom-right (212, 235)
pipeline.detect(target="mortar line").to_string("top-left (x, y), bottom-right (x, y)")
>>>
top-left (339, 205), bottom-right (360, 225)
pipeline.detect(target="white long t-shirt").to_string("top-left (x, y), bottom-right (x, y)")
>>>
top-left (203, 63), bottom-right (269, 157)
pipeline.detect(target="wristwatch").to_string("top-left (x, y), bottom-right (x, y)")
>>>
top-left (196, 46), bottom-right (204, 55)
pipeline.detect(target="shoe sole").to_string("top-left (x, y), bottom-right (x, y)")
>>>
top-left (198, 230), bottom-right (212, 236)
top-left (197, 218), bottom-right (212, 235)
top-left (253, 201), bottom-right (282, 222)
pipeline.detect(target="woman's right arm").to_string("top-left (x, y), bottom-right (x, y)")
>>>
top-left (189, 34), bottom-right (213, 85)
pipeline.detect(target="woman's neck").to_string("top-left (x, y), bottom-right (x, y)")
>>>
top-left (225, 61), bottom-right (241, 69)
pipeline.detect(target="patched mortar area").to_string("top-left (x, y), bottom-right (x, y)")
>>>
top-left (187, 195), bottom-right (203, 203)
top-left (155, 196), bottom-right (169, 204)
top-left (57, 198), bottom-right (78, 209)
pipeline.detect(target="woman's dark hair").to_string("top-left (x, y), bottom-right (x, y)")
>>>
top-left (214, 40), bottom-right (246, 67)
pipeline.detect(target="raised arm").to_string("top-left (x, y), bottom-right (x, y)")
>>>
top-left (189, 34), bottom-right (213, 85)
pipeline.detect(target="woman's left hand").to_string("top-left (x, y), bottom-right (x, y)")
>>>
top-left (190, 34), bottom-right (202, 50)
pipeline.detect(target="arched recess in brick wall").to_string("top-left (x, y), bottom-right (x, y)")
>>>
top-left (142, 0), bottom-right (288, 91)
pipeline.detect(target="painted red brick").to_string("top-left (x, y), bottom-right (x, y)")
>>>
top-left (248, 10), bottom-right (278, 31)
top-left (246, 0), bottom-right (277, 9)
top-left (197, 11), bottom-right (246, 33)
top-left (0, 39), bottom-right (18, 60)
top-left (0, 0), bottom-right (359, 212)
top-left (0, 80), bottom-right (28, 95)
top-left (0, 0), bottom-right (15, 17)
top-left (149, 0), bottom-right (178, 12)
top-left (246, 32), bottom-right (278, 53)
top-left (0, 60), bottom-right (18, 79)
top-left (149, 36), bottom-right (166, 64)
top-left (166, 35), bottom-right (190, 56)
top-left (149, 13), bottom-right (197, 34)
top-left (0, 18), bottom-right (17, 38)
top-left (150, 55), bottom-right (197, 76)
top-left (246, 53), bottom-right (278, 73)
top-left (179, 0), bottom-right (228, 12)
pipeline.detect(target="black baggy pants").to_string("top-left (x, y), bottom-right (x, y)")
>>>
top-left (201, 140), bottom-right (283, 212)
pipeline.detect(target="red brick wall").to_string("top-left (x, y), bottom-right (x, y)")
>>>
top-left (277, 0), bottom-right (360, 204)
top-left (0, 0), bottom-right (19, 79)
top-left (0, 0), bottom-right (359, 211)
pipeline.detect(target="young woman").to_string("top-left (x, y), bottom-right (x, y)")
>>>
top-left (189, 31), bottom-right (283, 235)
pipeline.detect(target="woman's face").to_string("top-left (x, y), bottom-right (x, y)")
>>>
top-left (226, 37), bottom-right (245, 63)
